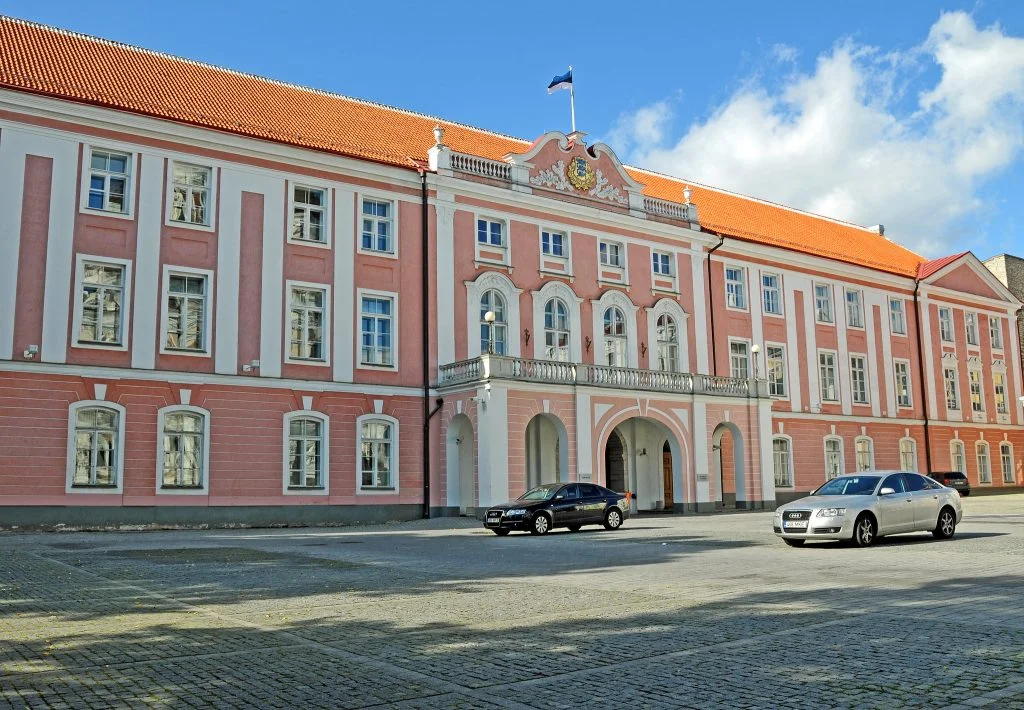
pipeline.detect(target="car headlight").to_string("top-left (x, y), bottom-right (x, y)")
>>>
top-left (816, 508), bottom-right (846, 518)
top-left (506, 509), bottom-right (526, 516)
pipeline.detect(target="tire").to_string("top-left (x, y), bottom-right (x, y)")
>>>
top-left (853, 513), bottom-right (877, 547)
top-left (783, 539), bottom-right (805, 547)
top-left (933, 506), bottom-right (957, 540)
top-left (567, 525), bottom-right (582, 532)
top-left (603, 508), bottom-right (623, 530)
top-left (492, 529), bottom-right (510, 536)
top-left (530, 513), bottom-right (551, 536)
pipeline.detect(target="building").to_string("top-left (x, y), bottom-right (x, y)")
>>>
top-left (984, 254), bottom-right (1024, 375)
top-left (0, 17), bottom-right (1021, 528)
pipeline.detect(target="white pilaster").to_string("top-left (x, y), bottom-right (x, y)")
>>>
top-left (435, 198), bottom-right (456, 366)
top-left (783, 282), bottom-right (802, 412)
top-left (759, 398), bottom-right (775, 504)
top-left (131, 152), bottom-right (163, 369)
top-left (865, 297), bottom-right (882, 418)
top-left (576, 392), bottom-right (592, 481)
top-left (691, 252), bottom-right (710, 374)
top-left (333, 186), bottom-right (356, 382)
top-left (0, 134), bottom-right (26, 360)
top-left (38, 136), bottom-right (77, 364)
top-left (476, 385), bottom-right (509, 506)
top-left (836, 288), bottom-right (852, 415)
top-left (692, 399), bottom-right (710, 504)
top-left (920, 295), bottom-right (939, 421)
top-left (748, 266), bottom-right (764, 366)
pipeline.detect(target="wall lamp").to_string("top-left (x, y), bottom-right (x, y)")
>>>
top-left (584, 335), bottom-right (592, 353)
top-left (524, 328), bottom-right (531, 346)
top-left (241, 359), bottom-right (261, 373)
top-left (22, 344), bottom-right (38, 360)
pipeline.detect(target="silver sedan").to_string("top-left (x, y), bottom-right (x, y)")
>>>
top-left (774, 471), bottom-right (963, 547)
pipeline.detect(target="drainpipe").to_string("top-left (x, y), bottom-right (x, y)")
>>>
top-left (913, 279), bottom-right (933, 474)
top-left (706, 235), bottom-right (726, 376)
top-left (420, 168), bottom-right (433, 518)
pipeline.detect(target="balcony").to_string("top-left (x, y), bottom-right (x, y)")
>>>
top-left (437, 355), bottom-right (768, 398)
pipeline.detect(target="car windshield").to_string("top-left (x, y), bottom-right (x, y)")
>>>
top-left (813, 476), bottom-right (881, 496)
top-left (518, 484), bottom-right (561, 501)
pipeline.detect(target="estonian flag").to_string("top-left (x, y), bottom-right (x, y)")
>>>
top-left (547, 69), bottom-right (573, 94)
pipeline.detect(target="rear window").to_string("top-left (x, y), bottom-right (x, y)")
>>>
top-left (944, 472), bottom-right (968, 481)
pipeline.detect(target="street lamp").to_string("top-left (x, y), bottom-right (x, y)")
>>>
top-left (484, 310), bottom-right (496, 354)
top-left (751, 343), bottom-right (761, 380)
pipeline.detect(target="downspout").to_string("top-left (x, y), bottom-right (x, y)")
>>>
top-left (706, 235), bottom-right (726, 376)
top-left (420, 168), bottom-right (433, 518)
top-left (913, 279), bottom-right (933, 474)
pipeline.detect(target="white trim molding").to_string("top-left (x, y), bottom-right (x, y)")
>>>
top-left (531, 280), bottom-right (583, 362)
top-left (65, 399), bottom-right (127, 494)
top-left (355, 412), bottom-right (400, 495)
top-left (159, 265), bottom-right (216, 358)
top-left (645, 298), bottom-right (689, 373)
top-left (591, 288), bottom-right (639, 369)
top-left (466, 270), bottom-right (523, 358)
top-left (71, 254), bottom-right (134, 353)
top-left (282, 409), bottom-right (330, 496)
top-left (155, 404), bottom-right (211, 495)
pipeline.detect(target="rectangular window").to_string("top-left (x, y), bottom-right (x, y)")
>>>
top-left (773, 439), bottom-right (792, 487)
top-left (165, 274), bottom-right (207, 351)
top-left (87, 149), bottom-right (130, 214)
top-left (729, 341), bottom-right (750, 380)
top-left (288, 417), bottom-right (323, 488)
top-left (944, 368), bottom-right (960, 410)
top-left (766, 345), bottom-right (786, 397)
top-left (541, 230), bottom-right (565, 257)
top-left (814, 283), bottom-right (833, 323)
top-left (894, 361), bottom-right (912, 408)
top-left (965, 312), bottom-right (979, 346)
top-left (989, 317), bottom-right (1003, 349)
top-left (939, 307), bottom-right (954, 342)
top-left (289, 287), bottom-right (325, 361)
top-left (476, 218), bottom-right (504, 247)
top-left (725, 267), bottom-right (747, 310)
top-left (73, 407), bottom-right (119, 487)
top-left (824, 439), bottom-right (843, 480)
top-left (652, 251), bottom-right (672, 276)
top-left (362, 199), bottom-right (394, 253)
top-left (994, 373), bottom-right (1008, 414)
top-left (900, 439), bottom-right (916, 472)
top-left (1001, 445), bottom-right (1015, 483)
top-left (969, 369), bottom-right (984, 412)
top-left (79, 263), bottom-right (125, 345)
top-left (845, 289), bottom-right (864, 328)
top-left (360, 420), bottom-right (394, 489)
top-left (361, 296), bottom-right (394, 366)
top-left (978, 445), bottom-right (991, 484)
top-left (170, 163), bottom-right (212, 225)
top-left (855, 438), bottom-right (873, 472)
top-left (292, 186), bottom-right (327, 243)
top-left (889, 298), bottom-right (906, 335)
top-left (762, 274), bottom-right (782, 315)
top-left (819, 351), bottom-right (838, 402)
top-left (850, 355), bottom-right (868, 405)
top-left (599, 241), bottom-right (623, 267)
top-left (951, 442), bottom-right (965, 473)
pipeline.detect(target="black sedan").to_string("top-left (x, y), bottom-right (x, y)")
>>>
top-left (484, 482), bottom-right (629, 536)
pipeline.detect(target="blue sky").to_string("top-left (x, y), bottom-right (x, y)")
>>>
top-left (5, 1), bottom-right (1022, 259)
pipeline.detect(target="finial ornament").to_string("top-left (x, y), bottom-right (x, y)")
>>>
top-left (433, 125), bottom-right (445, 148)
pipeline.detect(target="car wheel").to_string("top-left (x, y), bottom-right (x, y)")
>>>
top-left (853, 513), bottom-right (877, 547)
top-left (783, 539), bottom-right (805, 547)
top-left (530, 513), bottom-right (551, 536)
top-left (603, 508), bottom-right (623, 530)
top-left (567, 525), bottom-right (582, 532)
top-left (932, 506), bottom-right (957, 540)
top-left (492, 529), bottom-right (510, 536)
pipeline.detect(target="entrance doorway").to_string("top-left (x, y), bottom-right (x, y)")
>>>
top-left (662, 441), bottom-right (673, 510)
top-left (711, 422), bottom-right (745, 508)
top-left (603, 417), bottom-right (684, 511)
top-left (524, 413), bottom-right (569, 491)
top-left (605, 430), bottom-right (626, 492)
top-left (446, 414), bottom-right (475, 515)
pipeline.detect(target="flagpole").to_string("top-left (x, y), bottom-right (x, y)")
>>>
top-left (568, 65), bottom-right (576, 133)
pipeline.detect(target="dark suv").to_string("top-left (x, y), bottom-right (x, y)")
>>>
top-left (929, 471), bottom-right (971, 496)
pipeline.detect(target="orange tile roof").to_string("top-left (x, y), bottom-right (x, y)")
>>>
top-left (0, 15), bottom-right (926, 278)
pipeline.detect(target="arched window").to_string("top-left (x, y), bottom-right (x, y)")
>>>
top-left (1001, 443), bottom-right (1015, 484)
top-left (603, 306), bottom-right (627, 367)
top-left (159, 408), bottom-right (207, 489)
top-left (479, 289), bottom-right (507, 355)
top-left (656, 314), bottom-right (678, 372)
top-left (72, 406), bottom-right (120, 487)
top-left (285, 414), bottom-right (327, 491)
top-left (977, 442), bottom-right (991, 484)
top-left (773, 437), bottom-right (792, 487)
top-left (824, 437), bottom-right (843, 480)
top-left (360, 417), bottom-right (397, 491)
top-left (950, 440), bottom-right (965, 474)
top-left (544, 297), bottom-right (570, 362)
top-left (854, 436), bottom-right (874, 472)
top-left (899, 438), bottom-right (917, 472)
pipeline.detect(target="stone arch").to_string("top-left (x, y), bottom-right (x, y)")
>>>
top-left (524, 412), bottom-right (570, 492)
top-left (712, 421), bottom-right (745, 507)
top-left (445, 413), bottom-right (476, 515)
top-left (466, 270), bottom-right (522, 358)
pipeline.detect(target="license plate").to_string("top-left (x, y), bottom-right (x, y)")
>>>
top-left (487, 515), bottom-right (501, 522)
top-left (784, 521), bottom-right (808, 529)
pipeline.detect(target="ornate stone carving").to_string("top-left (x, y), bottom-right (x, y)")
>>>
top-left (530, 160), bottom-right (628, 205)
top-left (588, 171), bottom-right (627, 205)
top-left (530, 160), bottom-right (572, 191)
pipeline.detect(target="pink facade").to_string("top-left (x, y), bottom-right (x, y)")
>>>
top-left (1, 81), bottom-right (1023, 529)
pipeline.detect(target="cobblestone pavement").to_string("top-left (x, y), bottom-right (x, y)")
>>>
top-left (2, 495), bottom-right (1023, 709)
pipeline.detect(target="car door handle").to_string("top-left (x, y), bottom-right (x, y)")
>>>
top-left (905, 498), bottom-right (912, 502)
top-left (933, 495), bottom-right (939, 500)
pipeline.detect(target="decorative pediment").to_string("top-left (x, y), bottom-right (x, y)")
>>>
top-left (941, 351), bottom-right (959, 363)
top-left (992, 359), bottom-right (1007, 372)
top-left (967, 355), bottom-right (983, 368)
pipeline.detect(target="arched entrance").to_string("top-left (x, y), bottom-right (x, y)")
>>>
top-left (445, 414), bottom-right (475, 515)
top-left (712, 422), bottom-right (745, 508)
top-left (603, 417), bottom-right (684, 511)
top-left (524, 413), bottom-right (569, 491)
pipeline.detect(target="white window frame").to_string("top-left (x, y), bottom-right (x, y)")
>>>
top-left (599, 240), bottom-right (625, 268)
top-left (646, 297), bottom-right (689, 374)
top-left (532, 281), bottom-right (582, 362)
top-left (765, 343), bottom-right (787, 398)
top-left (845, 288), bottom-right (864, 329)
top-left (282, 410), bottom-right (330, 496)
top-left (729, 338), bottom-right (751, 380)
top-left (356, 413), bottom-right (400, 495)
top-left (849, 354), bottom-right (869, 405)
top-left (944, 367), bottom-right (961, 411)
top-left (285, 281), bottom-right (331, 366)
top-left (950, 440), bottom-right (966, 474)
top-left (989, 316), bottom-right (1003, 350)
top-left (854, 436), bottom-right (874, 472)
top-left (899, 437), bottom-right (918, 472)
top-left (358, 194), bottom-right (398, 258)
top-left (823, 436), bottom-right (844, 480)
top-left (772, 435), bottom-right (793, 488)
top-left (288, 182), bottom-right (332, 249)
top-left (80, 145), bottom-right (136, 219)
top-left (724, 265), bottom-right (748, 311)
top-left (475, 215), bottom-right (508, 265)
top-left (541, 228), bottom-right (567, 259)
top-left (165, 160), bottom-right (216, 231)
top-left (939, 307), bottom-right (954, 342)
top-left (994, 370), bottom-right (1009, 417)
top-left (819, 349), bottom-right (839, 402)
top-left (467, 271), bottom-right (522, 359)
top-left (1000, 442), bottom-right (1015, 484)
top-left (814, 283), bottom-right (834, 324)
top-left (968, 367), bottom-right (985, 415)
top-left (65, 400), bottom-right (126, 494)
top-left (888, 297), bottom-right (906, 335)
top-left (155, 405), bottom-right (211, 495)
top-left (72, 254), bottom-right (133, 352)
top-left (761, 273), bottom-right (783, 316)
top-left (538, 227), bottom-right (573, 276)
top-left (356, 288), bottom-right (398, 371)
top-left (651, 250), bottom-right (677, 291)
top-left (965, 312), bottom-right (979, 347)
top-left (592, 290), bottom-right (639, 369)
top-left (977, 442), bottom-right (992, 484)
top-left (894, 359), bottom-right (913, 409)
top-left (159, 266), bottom-right (215, 358)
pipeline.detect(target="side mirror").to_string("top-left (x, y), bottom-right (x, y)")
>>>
top-left (879, 487), bottom-right (896, 496)
top-left (554, 494), bottom-right (564, 500)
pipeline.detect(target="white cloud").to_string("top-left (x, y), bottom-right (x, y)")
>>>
top-left (608, 12), bottom-right (1024, 256)
top-left (771, 43), bottom-right (799, 64)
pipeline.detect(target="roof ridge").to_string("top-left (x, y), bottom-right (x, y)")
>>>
top-left (0, 14), bottom-right (532, 151)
